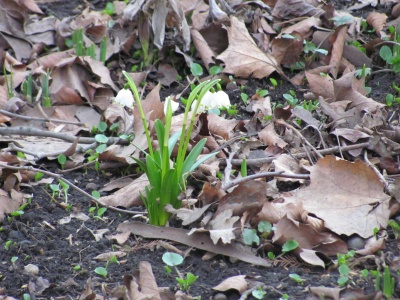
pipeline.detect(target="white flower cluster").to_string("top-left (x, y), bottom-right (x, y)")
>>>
top-left (114, 89), bottom-right (134, 108)
top-left (115, 89), bottom-right (231, 114)
top-left (191, 90), bottom-right (231, 113)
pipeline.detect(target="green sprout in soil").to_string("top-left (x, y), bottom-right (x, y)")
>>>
top-left (94, 266), bottom-right (107, 278)
top-left (379, 25), bottom-right (400, 73)
top-left (123, 71), bottom-right (219, 226)
top-left (252, 287), bottom-right (267, 299)
top-left (57, 154), bottom-right (67, 170)
top-left (41, 69), bottom-right (52, 107)
top-left (241, 92), bottom-right (249, 104)
top-left (4, 65), bottom-right (14, 99)
top-left (336, 250), bottom-right (355, 286)
top-left (162, 252), bottom-right (198, 293)
top-left (270, 78), bottom-right (278, 89)
top-left (283, 90), bottom-right (298, 107)
top-left (388, 219), bottom-right (400, 239)
top-left (21, 72), bottom-right (33, 104)
top-left (289, 273), bottom-right (305, 284)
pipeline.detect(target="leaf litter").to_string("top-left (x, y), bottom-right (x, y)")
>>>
top-left (0, 0), bottom-right (400, 299)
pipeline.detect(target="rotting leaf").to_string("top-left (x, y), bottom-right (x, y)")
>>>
top-left (284, 156), bottom-right (391, 238)
top-left (217, 16), bottom-right (278, 79)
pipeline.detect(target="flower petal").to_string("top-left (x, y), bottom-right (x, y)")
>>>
top-left (114, 89), bottom-right (134, 108)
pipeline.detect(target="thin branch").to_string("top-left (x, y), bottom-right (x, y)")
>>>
top-left (222, 171), bottom-right (309, 191)
top-left (0, 109), bottom-right (85, 126)
top-left (0, 126), bottom-right (129, 145)
top-left (276, 119), bottom-right (324, 159)
top-left (223, 142), bottom-right (370, 166)
top-left (0, 163), bottom-right (145, 215)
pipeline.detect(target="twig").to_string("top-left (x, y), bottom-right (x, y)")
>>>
top-left (223, 151), bottom-right (236, 187)
top-left (363, 151), bottom-right (388, 189)
top-left (276, 119), bottom-right (324, 159)
top-left (0, 109), bottom-right (85, 126)
top-left (222, 171), bottom-right (309, 191)
top-left (4, 141), bottom-right (96, 160)
top-left (0, 126), bottom-right (129, 145)
top-left (223, 142), bottom-right (370, 166)
top-left (0, 163), bottom-right (145, 215)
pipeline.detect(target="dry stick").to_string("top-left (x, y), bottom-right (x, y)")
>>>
top-left (0, 163), bottom-right (145, 215)
top-left (363, 151), bottom-right (388, 189)
top-left (5, 141), bottom-right (96, 160)
top-left (276, 119), bottom-right (324, 159)
top-left (0, 126), bottom-right (129, 145)
top-left (0, 109), bottom-right (85, 126)
top-left (224, 142), bottom-right (371, 166)
top-left (222, 171), bottom-right (310, 191)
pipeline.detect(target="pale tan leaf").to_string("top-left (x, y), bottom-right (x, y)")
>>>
top-left (99, 173), bottom-right (147, 207)
top-left (217, 16), bottom-right (278, 79)
top-left (94, 251), bottom-right (127, 261)
top-left (213, 275), bottom-right (247, 293)
top-left (328, 25), bottom-right (347, 79)
top-left (0, 189), bottom-right (24, 222)
top-left (208, 209), bottom-right (239, 244)
top-left (284, 156), bottom-right (391, 238)
top-left (207, 114), bottom-right (239, 140)
top-left (272, 0), bottom-right (324, 18)
top-left (258, 123), bottom-right (288, 149)
top-left (305, 72), bottom-right (334, 100)
top-left (273, 154), bottom-right (306, 183)
top-left (366, 12), bottom-right (388, 37)
top-left (138, 261), bottom-right (161, 299)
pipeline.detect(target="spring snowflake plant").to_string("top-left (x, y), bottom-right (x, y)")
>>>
top-left (122, 71), bottom-right (220, 226)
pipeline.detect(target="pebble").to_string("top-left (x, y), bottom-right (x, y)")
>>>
top-left (347, 235), bottom-right (366, 250)
top-left (212, 293), bottom-right (227, 300)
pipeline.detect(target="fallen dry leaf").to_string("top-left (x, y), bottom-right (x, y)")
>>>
top-left (213, 275), bottom-right (247, 293)
top-left (217, 16), bottom-right (278, 79)
top-left (284, 156), bottom-right (391, 238)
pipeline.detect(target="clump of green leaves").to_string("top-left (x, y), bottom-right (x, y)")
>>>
top-left (283, 90), bottom-right (298, 106)
top-left (162, 252), bottom-right (198, 292)
top-left (66, 28), bottom-right (108, 63)
top-left (123, 71), bottom-right (219, 226)
top-left (379, 25), bottom-right (400, 73)
top-left (336, 250), bottom-right (355, 286)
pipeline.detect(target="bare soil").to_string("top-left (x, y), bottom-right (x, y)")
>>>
top-left (1, 0), bottom-right (400, 299)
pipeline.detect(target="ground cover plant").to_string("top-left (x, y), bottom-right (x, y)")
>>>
top-left (1, 0), bottom-right (400, 299)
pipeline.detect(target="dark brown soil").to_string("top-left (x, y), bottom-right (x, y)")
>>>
top-left (1, 0), bottom-right (400, 299)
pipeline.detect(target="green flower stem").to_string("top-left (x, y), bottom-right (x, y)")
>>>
top-left (122, 71), bottom-right (154, 157)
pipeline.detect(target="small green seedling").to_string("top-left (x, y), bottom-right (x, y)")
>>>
top-left (190, 62), bottom-right (203, 78)
top-left (21, 72), bottom-right (33, 104)
top-left (379, 25), bottom-right (400, 73)
top-left (162, 252), bottom-right (198, 292)
top-left (34, 172), bottom-right (44, 182)
top-left (289, 273), bottom-right (304, 284)
top-left (209, 65), bottom-right (223, 75)
top-left (270, 78), bottom-right (278, 89)
top-left (282, 240), bottom-right (299, 254)
top-left (382, 266), bottom-right (395, 298)
top-left (279, 294), bottom-right (290, 300)
top-left (101, 2), bottom-right (115, 15)
top-left (256, 89), bottom-right (269, 97)
top-left (258, 220), bottom-right (275, 238)
top-left (241, 92), bottom-right (249, 104)
top-left (388, 219), bottom-right (400, 239)
top-left (252, 287), bottom-right (267, 299)
top-left (41, 69), bottom-right (51, 107)
top-left (240, 159), bottom-right (247, 177)
top-left (57, 154), bottom-right (67, 170)
top-left (94, 266), bottom-right (107, 278)
top-left (73, 264), bottom-right (81, 271)
top-left (242, 228), bottom-right (260, 246)
top-left (283, 90), bottom-right (298, 106)
top-left (23, 294), bottom-right (30, 300)
top-left (11, 256), bottom-right (18, 265)
top-left (4, 240), bottom-right (12, 250)
top-left (385, 94), bottom-right (400, 107)
top-left (4, 65), bottom-right (14, 99)
top-left (337, 263), bottom-right (350, 286)
top-left (361, 269), bottom-right (369, 278)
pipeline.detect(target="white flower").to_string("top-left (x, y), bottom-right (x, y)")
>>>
top-left (114, 89), bottom-right (134, 108)
top-left (164, 96), bottom-right (179, 115)
top-left (191, 90), bottom-right (231, 113)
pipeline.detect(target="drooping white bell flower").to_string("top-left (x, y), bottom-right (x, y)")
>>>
top-left (164, 96), bottom-right (180, 115)
top-left (191, 90), bottom-right (231, 113)
top-left (114, 89), bottom-right (134, 108)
